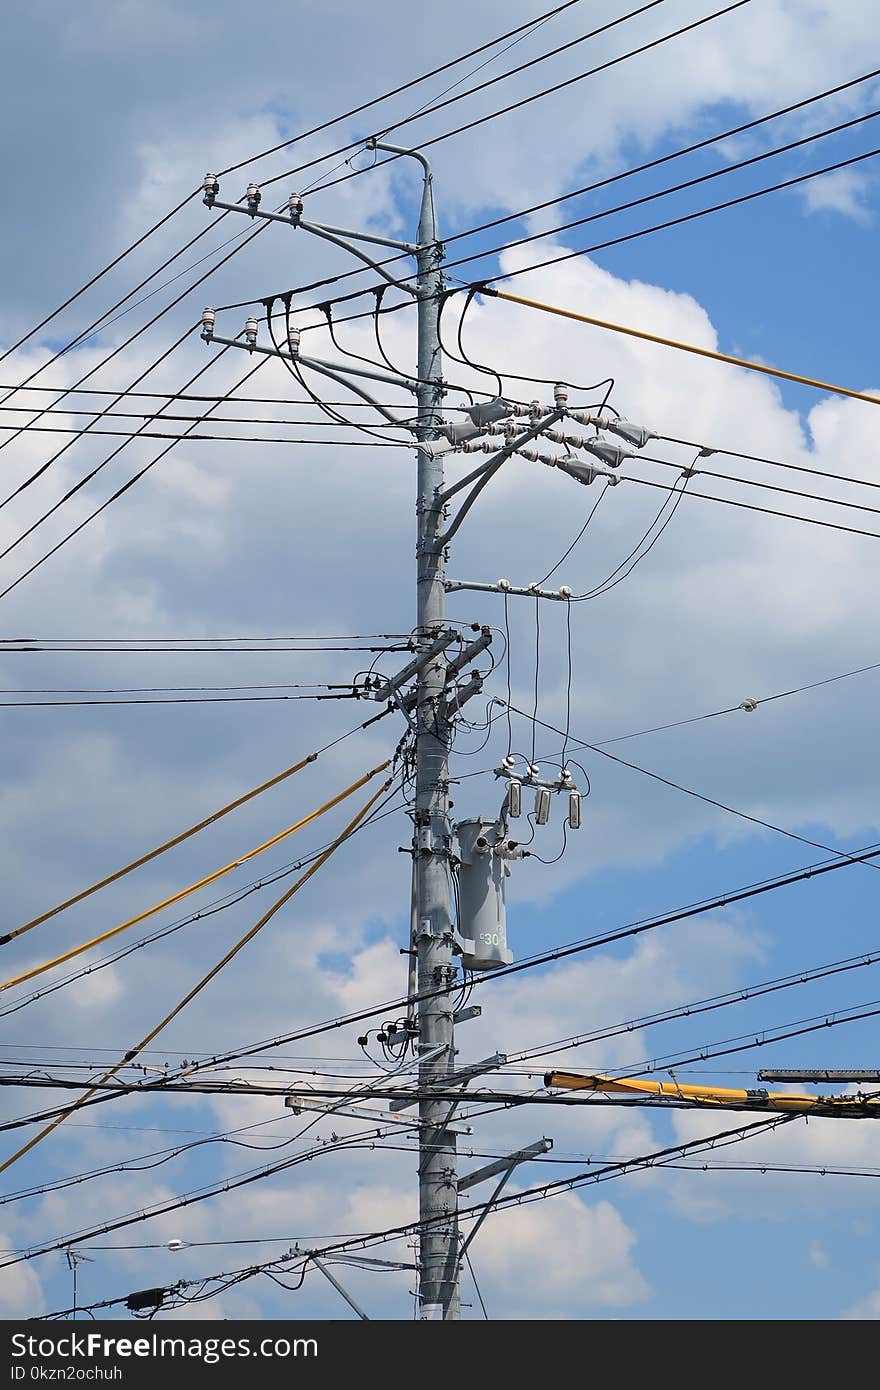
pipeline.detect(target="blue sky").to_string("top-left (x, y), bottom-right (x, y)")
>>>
top-left (0, 0), bottom-right (879, 1322)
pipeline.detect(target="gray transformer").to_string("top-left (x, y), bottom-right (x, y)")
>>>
top-left (453, 817), bottom-right (514, 971)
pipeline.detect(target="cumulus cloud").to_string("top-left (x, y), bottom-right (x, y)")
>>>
top-left (801, 169), bottom-right (874, 223)
top-left (0, 0), bottom-right (878, 1322)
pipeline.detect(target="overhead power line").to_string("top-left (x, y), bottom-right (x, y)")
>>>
top-left (0, 767), bottom-right (394, 1181)
top-left (213, 67), bottom-right (880, 313)
top-left (479, 244), bottom-right (880, 406)
top-left (288, 0), bottom-right (755, 196)
top-left (504, 698), bottom-right (879, 868)
top-left (217, 0), bottom-right (590, 178)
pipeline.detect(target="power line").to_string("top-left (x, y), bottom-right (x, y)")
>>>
top-left (213, 66), bottom-right (880, 314)
top-left (615, 463), bottom-right (880, 541)
top-left (217, 0), bottom-right (590, 178)
top-left (256, 0), bottom-right (682, 194)
top-left (13, 1111), bottom-right (792, 1282)
top-left (0, 190), bottom-right (200, 366)
top-left (508, 945), bottom-right (880, 1067)
top-left (504, 699), bottom-right (880, 868)
top-left (293, 0), bottom-right (755, 196)
top-left (0, 352), bottom-right (268, 601)
top-left (0, 422), bottom-right (413, 446)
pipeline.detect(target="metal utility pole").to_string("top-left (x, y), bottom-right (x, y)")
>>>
top-left (375, 141), bottom-right (461, 1321)
top-left (201, 142), bottom-right (599, 1320)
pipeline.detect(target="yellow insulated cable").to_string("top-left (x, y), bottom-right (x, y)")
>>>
top-left (545, 1070), bottom-right (880, 1116)
top-left (483, 286), bottom-right (880, 408)
top-left (0, 759), bottom-right (390, 994)
top-left (2, 749), bottom-right (320, 948)
top-left (0, 773), bottom-right (394, 1179)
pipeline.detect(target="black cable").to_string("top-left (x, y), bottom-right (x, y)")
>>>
top-left (218, 0), bottom-right (589, 178)
top-left (572, 470), bottom-right (693, 602)
top-left (435, 103), bottom-right (880, 282)
top-left (507, 698), bottom-right (880, 870)
top-left (641, 450), bottom-right (880, 522)
top-left (614, 465), bottom-right (880, 543)
top-left (29, 1112), bottom-right (797, 1296)
top-left (268, 300), bottom-right (399, 446)
top-left (445, 286), bottom-right (614, 396)
top-left (216, 66), bottom-right (880, 316)
top-left (0, 693), bottom-right (363, 708)
top-left (0, 215), bottom-right (272, 477)
top-left (661, 433), bottom-right (880, 496)
top-left (297, 1), bottom-right (754, 197)
top-left (439, 67), bottom-right (880, 249)
top-left (478, 142), bottom-right (880, 291)
top-left (0, 352), bottom-right (270, 603)
top-left (0, 191), bottom-right (201, 367)
top-left (0, 322), bottom-right (194, 513)
top-left (0, 405), bottom-right (419, 428)
top-left (610, 995), bottom-right (880, 1079)
top-left (273, 140), bottom-right (880, 350)
top-left (510, 944), bottom-right (880, 1067)
top-left (537, 475), bottom-right (610, 587)
top-left (0, 421), bottom-right (413, 446)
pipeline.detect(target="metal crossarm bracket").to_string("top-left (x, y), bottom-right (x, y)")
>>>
top-left (458, 1137), bottom-right (553, 1191)
top-left (388, 1051), bottom-right (507, 1112)
top-left (371, 628), bottom-right (459, 703)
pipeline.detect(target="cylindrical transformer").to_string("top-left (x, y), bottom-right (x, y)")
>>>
top-left (454, 817), bottom-right (513, 971)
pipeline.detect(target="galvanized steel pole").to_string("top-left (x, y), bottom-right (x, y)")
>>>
top-left (409, 148), bottom-right (460, 1320)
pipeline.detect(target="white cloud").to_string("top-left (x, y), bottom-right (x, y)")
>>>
top-left (808, 1239), bottom-right (829, 1268)
top-left (472, 1192), bottom-right (650, 1315)
top-left (0, 1237), bottom-right (44, 1317)
top-left (842, 1287), bottom-right (880, 1320)
top-left (802, 170), bottom-right (873, 223)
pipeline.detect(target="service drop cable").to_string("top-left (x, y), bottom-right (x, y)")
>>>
top-left (0, 759), bottom-right (391, 994)
top-left (0, 772), bottom-right (394, 1180)
top-left (481, 286), bottom-right (880, 407)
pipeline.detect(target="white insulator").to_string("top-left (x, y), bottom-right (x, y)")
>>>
top-left (287, 327), bottom-right (301, 357)
top-left (200, 307), bottom-right (215, 339)
top-left (288, 192), bottom-right (303, 218)
top-left (554, 382), bottom-right (568, 408)
top-left (244, 316), bottom-right (258, 347)
top-left (246, 182), bottom-right (261, 211)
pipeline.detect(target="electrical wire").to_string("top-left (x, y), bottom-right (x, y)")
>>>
top-left (0, 770), bottom-right (396, 1180)
top-left (508, 945), bottom-right (880, 1067)
top-left (0, 778), bottom-right (405, 1024)
top-left (0, 213), bottom-right (272, 478)
top-left (217, 0), bottom-right (590, 178)
top-left (0, 421), bottom-right (414, 446)
top-left (295, 1), bottom-right (755, 197)
top-left (0, 353), bottom-right (270, 601)
top-left (0, 190), bottom-right (200, 366)
top-left (504, 699), bottom-right (880, 868)
top-left (614, 465), bottom-right (880, 542)
top-left (537, 479), bottom-right (610, 586)
top-left (0, 759), bottom-right (393, 994)
top-left (639, 450), bottom-right (880, 522)
top-left (214, 66), bottom-right (880, 316)
top-left (22, 1112), bottom-right (796, 1293)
